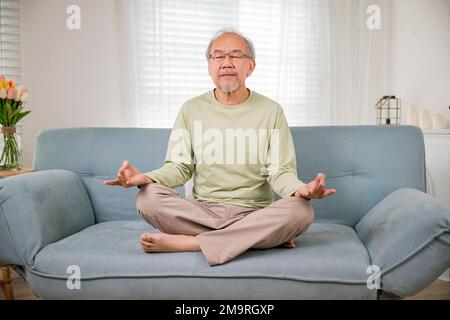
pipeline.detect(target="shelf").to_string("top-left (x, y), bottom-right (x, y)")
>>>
top-left (422, 128), bottom-right (450, 136)
top-left (0, 168), bottom-right (34, 178)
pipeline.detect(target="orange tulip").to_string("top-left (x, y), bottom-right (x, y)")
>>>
top-left (6, 79), bottom-right (15, 89)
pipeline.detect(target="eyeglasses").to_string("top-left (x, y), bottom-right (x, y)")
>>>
top-left (208, 51), bottom-right (252, 63)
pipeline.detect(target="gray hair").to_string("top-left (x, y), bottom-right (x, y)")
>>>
top-left (205, 28), bottom-right (255, 61)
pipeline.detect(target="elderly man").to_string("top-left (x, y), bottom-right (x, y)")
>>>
top-left (104, 29), bottom-right (336, 266)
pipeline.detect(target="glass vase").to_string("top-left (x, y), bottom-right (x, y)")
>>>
top-left (0, 125), bottom-right (22, 171)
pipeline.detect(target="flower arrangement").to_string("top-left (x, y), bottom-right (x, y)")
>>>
top-left (0, 75), bottom-right (30, 170)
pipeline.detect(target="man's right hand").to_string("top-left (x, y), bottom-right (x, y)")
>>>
top-left (103, 160), bottom-right (154, 188)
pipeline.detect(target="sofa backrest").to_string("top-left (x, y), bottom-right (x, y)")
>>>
top-left (291, 126), bottom-right (425, 226)
top-left (33, 128), bottom-right (180, 223)
top-left (33, 126), bottom-right (426, 226)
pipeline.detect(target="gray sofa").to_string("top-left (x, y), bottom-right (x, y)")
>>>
top-left (0, 126), bottom-right (449, 299)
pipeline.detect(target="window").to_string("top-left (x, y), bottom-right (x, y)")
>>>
top-left (0, 0), bottom-right (21, 82)
top-left (127, 0), bottom-right (328, 127)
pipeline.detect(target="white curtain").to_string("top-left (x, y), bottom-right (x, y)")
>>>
top-left (118, 0), bottom-right (388, 127)
top-left (327, 0), bottom-right (389, 125)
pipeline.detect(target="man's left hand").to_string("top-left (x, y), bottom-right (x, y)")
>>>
top-left (293, 172), bottom-right (336, 200)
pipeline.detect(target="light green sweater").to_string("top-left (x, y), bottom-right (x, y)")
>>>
top-left (144, 90), bottom-right (306, 208)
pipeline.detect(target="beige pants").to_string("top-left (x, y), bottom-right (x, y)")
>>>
top-left (136, 183), bottom-right (314, 266)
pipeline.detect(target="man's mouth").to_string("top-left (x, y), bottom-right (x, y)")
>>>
top-left (219, 73), bottom-right (236, 77)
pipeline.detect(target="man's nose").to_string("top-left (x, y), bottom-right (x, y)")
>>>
top-left (221, 65), bottom-right (234, 71)
top-left (220, 62), bottom-right (235, 72)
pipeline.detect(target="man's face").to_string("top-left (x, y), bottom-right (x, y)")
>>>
top-left (208, 33), bottom-right (255, 94)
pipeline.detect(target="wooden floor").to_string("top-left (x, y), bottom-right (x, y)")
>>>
top-left (1, 269), bottom-right (449, 300)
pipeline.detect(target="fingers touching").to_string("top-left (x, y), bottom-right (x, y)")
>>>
top-left (103, 160), bottom-right (133, 187)
top-left (298, 172), bottom-right (336, 199)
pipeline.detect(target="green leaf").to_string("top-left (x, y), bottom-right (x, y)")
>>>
top-left (10, 108), bottom-right (22, 125)
top-left (4, 100), bottom-right (12, 126)
top-left (0, 103), bottom-right (5, 125)
top-left (14, 111), bottom-right (31, 124)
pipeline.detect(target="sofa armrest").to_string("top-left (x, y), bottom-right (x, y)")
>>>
top-left (356, 188), bottom-right (450, 297)
top-left (0, 169), bottom-right (95, 267)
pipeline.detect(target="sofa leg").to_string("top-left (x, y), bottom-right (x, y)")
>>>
top-left (1, 266), bottom-right (15, 300)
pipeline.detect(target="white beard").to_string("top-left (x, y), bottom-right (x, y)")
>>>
top-left (217, 79), bottom-right (240, 93)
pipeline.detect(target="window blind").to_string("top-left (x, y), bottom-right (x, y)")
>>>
top-left (0, 0), bottom-right (21, 82)
top-left (130, 0), bottom-right (327, 127)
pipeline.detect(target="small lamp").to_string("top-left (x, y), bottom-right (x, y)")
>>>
top-left (375, 96), bottom-right (401, 125)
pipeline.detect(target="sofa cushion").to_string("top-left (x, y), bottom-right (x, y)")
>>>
top-left (0, 170), bottom-right (95, 266)
top-left (29, 221), bottom-right (375, 299)
top-left (356, 188), bottom-right (450, 297)
top-left (26, 270), bottom-right (376, 300)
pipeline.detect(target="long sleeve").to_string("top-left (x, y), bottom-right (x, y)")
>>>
top-left (143, 106), bottom-right (194, 188)
top-left (266, 107), bottom-right (306, 198)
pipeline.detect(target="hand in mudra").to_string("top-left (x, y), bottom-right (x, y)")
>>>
top-left (293, 173), bottom-right (336, 200)
top-left (103, 160), bottom-right (154, 188)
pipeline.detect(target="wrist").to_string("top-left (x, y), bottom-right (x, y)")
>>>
top-left (145, 176), bottom-right (155, 184)
top-left (292, 185), bottom-right (311, 200)
top-left (137, 175), bottom-right (155, 189)
top-left (290, 192), bottom-right (311, 201)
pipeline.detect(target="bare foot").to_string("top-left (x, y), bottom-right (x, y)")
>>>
top-left (280, 239), bottom-right (296, 248)
top-left (140, 232), bottom-right (200, 253)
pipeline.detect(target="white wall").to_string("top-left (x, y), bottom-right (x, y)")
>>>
top-left (386, 0), bottom-right (450, 126)
top-left (21, 0), bottom-right (123, 168)
top-left (386, 0), bottom-right (450, 283)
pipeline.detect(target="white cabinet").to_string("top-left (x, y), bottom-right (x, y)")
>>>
top-left (423, 129), bottom-right (450, 210)
top-left (423, 129), bottom-right (450, 281)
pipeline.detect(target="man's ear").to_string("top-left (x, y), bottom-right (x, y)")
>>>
top-left (247, 59), bottom-right (256, 77)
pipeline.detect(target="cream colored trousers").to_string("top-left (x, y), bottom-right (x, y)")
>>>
top-left (136, 183), bottom-right (314, 266)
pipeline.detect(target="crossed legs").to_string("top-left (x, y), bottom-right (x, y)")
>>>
top-left (136, 183), bottom-right (314, 265)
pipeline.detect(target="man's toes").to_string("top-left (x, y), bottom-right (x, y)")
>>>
top-left (142, 246), bottom-right (152, 252)
top-left (140, 232), bottom-right (159, 243)
top-left (281, 239), bottom-right (296, 248)
top-left (140, 232), bottom-right (151, 241)
top-left (140, 233), bottom-right (165, 252)
top-left (140, 241), bottom-right (153, 252)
